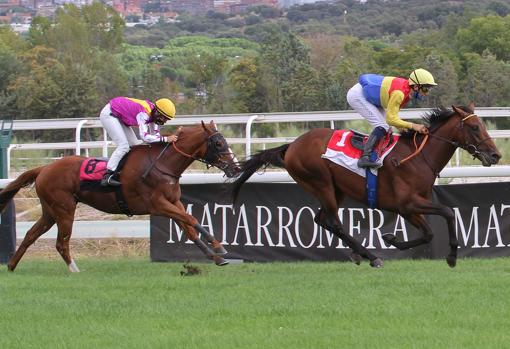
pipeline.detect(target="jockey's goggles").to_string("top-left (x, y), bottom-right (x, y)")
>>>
top-left (420, 85), bottom-right (434, 93)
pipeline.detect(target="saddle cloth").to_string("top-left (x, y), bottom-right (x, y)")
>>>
top-left (321, 130), bottom-right (400, 177)
top-left (79, 158), bottom-right (108, 181)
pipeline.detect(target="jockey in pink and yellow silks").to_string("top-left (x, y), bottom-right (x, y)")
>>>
top-left (99, 96), bottom-right (177, 186)
top-left (347, 68), bottom-right (437, 168)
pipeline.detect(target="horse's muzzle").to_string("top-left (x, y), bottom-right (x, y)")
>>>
top-left (478, 150), bottom-right (501, 167)
top-left (225, 165), bottom-right (241, 178)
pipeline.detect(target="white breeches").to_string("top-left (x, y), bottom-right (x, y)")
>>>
top-left (99, 104), bottom-right (142, 171)
top-left (347, 83), bottom-right (390, 131)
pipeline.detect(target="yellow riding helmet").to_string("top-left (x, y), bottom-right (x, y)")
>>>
top-left (154, 98), bottom-right (176, 120)
top-left (409, 68), bottom-right (437, 86)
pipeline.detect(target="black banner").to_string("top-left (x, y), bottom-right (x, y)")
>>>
top-left (0, 200), bottom-right (16, 264)
top-left (150, 182), bottom-right (510, 262)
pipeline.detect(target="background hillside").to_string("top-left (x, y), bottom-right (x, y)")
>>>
top-left (1, 0), bottom-right (510, 139)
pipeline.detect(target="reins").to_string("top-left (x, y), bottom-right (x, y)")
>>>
top-left (394, 133), bottom-right (429, 166)
top-left (141, 130), bottom-right (230, 180)
top-left (141, 142), bottom-right (176, 180)
top-left (172, 132), bottom-right (226, 168)
top-left (394, 113), bottom-right (491, 167)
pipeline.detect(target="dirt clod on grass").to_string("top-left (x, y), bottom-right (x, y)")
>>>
top-left (180, 261), bottom-right (202, 276)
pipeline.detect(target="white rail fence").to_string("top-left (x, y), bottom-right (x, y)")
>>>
top-left (7, 107), bottom-right (510, 179)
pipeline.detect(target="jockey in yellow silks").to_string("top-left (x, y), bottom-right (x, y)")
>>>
top-left (347, 68), bottom-right (437, 168)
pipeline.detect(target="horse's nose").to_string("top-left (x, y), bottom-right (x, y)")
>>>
top-left (491, 151), bottom-right (502, 164)
top-left (225, 165), bottom-right (241, 178)
top-left (230, 165), bottom-right (241, 177)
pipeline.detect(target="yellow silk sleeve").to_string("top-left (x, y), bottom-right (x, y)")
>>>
top-left (385, 91), bottom-right (413, 129)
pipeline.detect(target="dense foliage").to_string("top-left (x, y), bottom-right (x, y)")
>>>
top-left (1, 0), bottom-right (509, 128)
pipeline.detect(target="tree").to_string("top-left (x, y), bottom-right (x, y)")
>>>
top-left (456, 15), bottom-right (510, 61)
top-left (259, 25), bottom-right (312, 111)
top-left (460, 51), bottom-right (510, 107)
top-left (332, 38), bottom-right (378, 110)
top-left (283, 63), bottom-right (322, 111)
top-left (187, 51), bottom-right (229, 113)
top-left (8, 46), bottom-right (65, 120)
top-left (421, 53), bottom-right (458, 107)
top-left (227, 56), bottom-right (267, 113)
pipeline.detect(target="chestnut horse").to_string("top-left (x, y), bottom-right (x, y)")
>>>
top-left (0, 121), bottom-right (239, 272)
top-left (232, 104), bottom-right (501, 268)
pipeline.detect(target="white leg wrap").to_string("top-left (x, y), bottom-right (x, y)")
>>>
top-left (68, 259), bottom-right (80, 273)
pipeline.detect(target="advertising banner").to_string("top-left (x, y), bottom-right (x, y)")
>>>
top-left (0, 200), bottom-right (16, 264)
top-left (150, 182), bottom-right (510, 262)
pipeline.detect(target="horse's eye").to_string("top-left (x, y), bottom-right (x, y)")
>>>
top-left (215, 141), bottom-right (223, 148)
top-left (470, 125), bottom-right (479, 132)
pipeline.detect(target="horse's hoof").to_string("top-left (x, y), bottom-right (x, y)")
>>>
top-left (7, 264), bottom-right (15, 272)
top-left (213, 256), bottom-right (229, 266)
top-left (349, 252), bottom-right (362, 265)
top-left (213, 246), bottom-right (228, 255)
top-left (370, 258), bottom-right (384, 268)
top-left (446, 256), bottom-right (457, 268)
top-left (382, 233), bottom-right (396, 245)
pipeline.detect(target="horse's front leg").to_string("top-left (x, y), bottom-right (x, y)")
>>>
top-left (193, 223), bottom-right (228, 255)
top-left (387, 196), bottom-right (458, 267)
top-left (173, 200), bottom-right (228, 263)
top-left (382, 213), bottom-right (433, 250)
top-left (153, 198), bottom-right (228, 266)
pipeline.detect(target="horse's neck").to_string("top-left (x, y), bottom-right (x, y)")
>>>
top-left (163, 138), bottom-right (204, 175)
top-left (422, 127), bottom-right (458, 173)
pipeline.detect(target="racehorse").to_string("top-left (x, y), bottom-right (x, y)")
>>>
top-left (0, 121), bottom-right (239, 272)
top-left (231, 103), bottom-right (501, 268)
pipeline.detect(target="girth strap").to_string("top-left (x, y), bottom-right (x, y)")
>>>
top-left (114, 187), bottom-right (133, 217)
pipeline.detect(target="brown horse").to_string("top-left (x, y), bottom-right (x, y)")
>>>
top-left (0, 121), bottom-right (239, 272)
top-left (232, 103), bottom-right (502, 267)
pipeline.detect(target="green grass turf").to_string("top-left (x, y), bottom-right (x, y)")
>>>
top-left (1, 257), bottom-right (509, 349)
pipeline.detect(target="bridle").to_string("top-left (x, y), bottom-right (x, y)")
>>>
top-left (427, 113), bottom-right (493, 157)
top-left (172, 131), bottom-right (234, 172)
top-left (142, 130), bottom-right (234, 180)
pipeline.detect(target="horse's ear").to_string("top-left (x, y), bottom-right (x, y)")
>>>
top-left (452, 105), bottom-right (464, 115)
top-left (468, 101), bottom-right (476, 112)
top-left (201, 120), bottom-right (206, 130)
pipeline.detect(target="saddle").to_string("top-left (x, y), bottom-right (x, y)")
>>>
top-left (349, 129), bottom-right (395, 157)
top-left (322, 129), bottom-right (400, 209)
top-left (78, 155), bottom-right (132, 216)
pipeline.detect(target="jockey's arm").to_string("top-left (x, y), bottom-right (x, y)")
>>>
top-left (386, 91), bottom-right (413, 130)
top-left (136, 113), bottom-right (165, 143)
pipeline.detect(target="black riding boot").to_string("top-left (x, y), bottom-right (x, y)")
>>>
top-left (100, 169), bottom-right (121, 187)
top-left (357, 126), bottom-right (387, 168)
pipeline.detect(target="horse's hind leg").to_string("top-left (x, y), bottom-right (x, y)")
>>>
top-left (7, 215), bottom-right (55, 271)
top-left (299, 179), bottom-right (382, 267)
top-left (55, 217), bottom-right (79, 273)
top-left (314, 208), bottom-right (359, 264)
top-left (46, 195), bottom-right (79, 272)
top-left (321, 209), bottom-right (382, 268)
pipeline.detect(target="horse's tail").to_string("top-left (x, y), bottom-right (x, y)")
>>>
top-left (0, 166), bottom-right (44, 213)
top-left (232, 144), bottom-right (290, 202)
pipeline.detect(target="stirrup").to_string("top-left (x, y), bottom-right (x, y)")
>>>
top-left (101, 172), bottom-right (121, 187)
top-left (358, 155), bottom-right (380, 168)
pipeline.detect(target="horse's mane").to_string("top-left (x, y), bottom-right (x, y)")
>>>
top-left (399, 105), bottom-right (470, 138)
